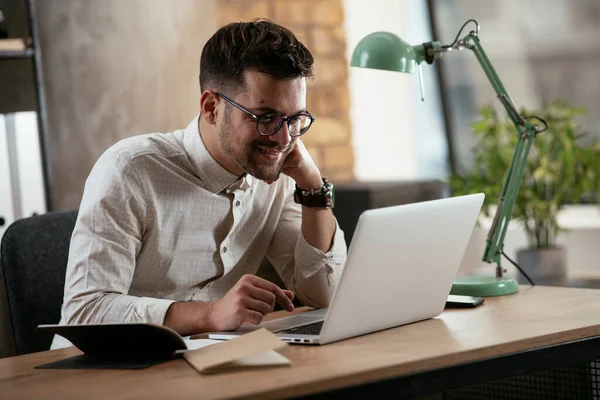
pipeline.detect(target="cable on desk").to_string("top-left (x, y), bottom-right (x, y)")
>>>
top-left (502, 250), bottom-right (535, 286)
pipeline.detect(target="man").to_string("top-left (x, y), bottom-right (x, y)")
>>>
top-left (52, 19), bottom-right (347, 348)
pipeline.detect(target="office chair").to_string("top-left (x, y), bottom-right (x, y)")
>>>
top-left (0, 210), bottom-right (78, 355)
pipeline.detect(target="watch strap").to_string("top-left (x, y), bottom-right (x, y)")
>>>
top-left (294, 178), bottom-right (334, 209)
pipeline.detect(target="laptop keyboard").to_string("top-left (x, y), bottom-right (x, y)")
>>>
top-left (279, 320), bottom-right (324, 335)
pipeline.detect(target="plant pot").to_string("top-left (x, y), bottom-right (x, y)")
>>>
top-left (516, 246), bottom-right (567, 286)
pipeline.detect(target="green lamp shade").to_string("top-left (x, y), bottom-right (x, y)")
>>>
top-left (350, 31), bottom-right (417, 74)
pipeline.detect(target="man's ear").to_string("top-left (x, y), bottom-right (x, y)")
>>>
top-left (200, 91), bottom-right (219, 125)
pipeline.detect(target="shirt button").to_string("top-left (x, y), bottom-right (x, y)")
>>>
top-left (222, 246), bottom-right (228, 253)
top-left (236, 200), bottom-right (241, 207)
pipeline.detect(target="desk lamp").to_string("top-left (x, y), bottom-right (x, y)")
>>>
top-left (350, 20), bottom-right (547, 296)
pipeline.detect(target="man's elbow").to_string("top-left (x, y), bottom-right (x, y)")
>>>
top-left (62, 292), bottom-right (108, 325)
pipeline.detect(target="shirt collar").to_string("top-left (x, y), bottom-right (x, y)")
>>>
top-left (182, 115), bottom-right (254, 194)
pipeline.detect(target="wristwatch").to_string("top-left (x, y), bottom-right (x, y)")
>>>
top-left (293, 178), bottom-right (335, 209)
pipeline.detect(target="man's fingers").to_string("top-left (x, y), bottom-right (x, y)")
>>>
top-left (283, 289), bottom-right (294, 302)
top-left (249, 287), bottom-right (276, 308)
top-left (273, 287), bottom-right (294, 312)
top-left (245, 298), bottom-right (272, 316)
top-left (250, 287), bottom-right (293, 313)
top-left (247, 275), bottom-right (294, 312)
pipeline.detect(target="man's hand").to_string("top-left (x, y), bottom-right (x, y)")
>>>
top-left (267, 139), bottom-right (323, 190)
top-left (207, 274), bottom-right (295, 331)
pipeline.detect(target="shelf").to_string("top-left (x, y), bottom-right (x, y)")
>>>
top-left (1, 0), bottom-right (53, 210)
top-left (0, 49), bottom-right (34, 59)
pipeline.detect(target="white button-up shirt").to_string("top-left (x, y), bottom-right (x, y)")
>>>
top-left (52, 116), bottom-right (347, 349)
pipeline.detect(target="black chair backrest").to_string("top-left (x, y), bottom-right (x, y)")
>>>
top-left (0, 210), bottom-right (78, 355)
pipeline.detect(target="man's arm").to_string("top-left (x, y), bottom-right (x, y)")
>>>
top-left (62, 148), bottom-right (175, 326)
top-left (266, 187), bottom-right (346, 309)
top-left (266, 140), bottom-right (347, 308)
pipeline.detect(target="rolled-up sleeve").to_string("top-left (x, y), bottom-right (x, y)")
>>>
top-left (266, 182), bottom-right (347, 308)
top-left (60, 148), bottom-right (174, 327)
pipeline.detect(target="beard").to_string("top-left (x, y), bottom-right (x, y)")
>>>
top-left (218, 111), bottom-right (293, 181)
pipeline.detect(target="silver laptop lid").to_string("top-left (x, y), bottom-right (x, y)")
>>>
top-left (318, 193), bottom-right (484, 344)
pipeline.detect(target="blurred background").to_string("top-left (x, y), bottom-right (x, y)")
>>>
top-left (0, 0), bottom-right (599, 354)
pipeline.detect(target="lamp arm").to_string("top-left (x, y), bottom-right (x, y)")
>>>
top-left (461, 32), bottom-right (546, 276)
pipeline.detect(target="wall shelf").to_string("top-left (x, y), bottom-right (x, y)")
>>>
top-left (0, 0), bottom-right (52, 211)
top-left (0, 49), bottom-right (34, 59)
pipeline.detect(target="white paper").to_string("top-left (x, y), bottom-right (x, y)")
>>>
top-left (184, 338), bottom-right (222, 351)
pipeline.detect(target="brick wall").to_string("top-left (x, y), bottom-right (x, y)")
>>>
top-left (218, 0), bottom-right (354, 182)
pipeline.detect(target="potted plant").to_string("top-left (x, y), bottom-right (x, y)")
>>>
top-left (449, 100), bottom-right (600, 285)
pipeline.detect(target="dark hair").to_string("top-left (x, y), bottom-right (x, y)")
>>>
top-left (199, 19), bottom-right (314, 94)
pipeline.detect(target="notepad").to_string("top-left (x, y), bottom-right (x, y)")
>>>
top-left (184, 328), bottom-right (291, 374)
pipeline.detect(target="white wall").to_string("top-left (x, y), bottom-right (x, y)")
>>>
top-left (344, 0), bottom-right (416, 180)
top-left (343, 0), bottom-right (449, 181)
top-left (402, 0), bottom-right (449, 179)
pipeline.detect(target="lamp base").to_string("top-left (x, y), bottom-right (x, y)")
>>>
top-left (450, 276), bottom-right (519, 297)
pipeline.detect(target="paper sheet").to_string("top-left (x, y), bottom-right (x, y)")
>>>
top-left (183, 328), bottom-right (291, 374)
top-left (185, 338), bottom-right (222, 351)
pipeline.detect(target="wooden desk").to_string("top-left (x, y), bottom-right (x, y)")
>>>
top-left (2, 286), bottom-right (600, 399)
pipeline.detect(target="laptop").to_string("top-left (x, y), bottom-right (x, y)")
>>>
top-left (209, 193), bottom-right (485, 345)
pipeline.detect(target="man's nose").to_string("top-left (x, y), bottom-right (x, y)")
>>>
top-left (268, 121), bottom-right (292, 147)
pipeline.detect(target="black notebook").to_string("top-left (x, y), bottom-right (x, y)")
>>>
top-left (37, 323), bottom-right (187, 369)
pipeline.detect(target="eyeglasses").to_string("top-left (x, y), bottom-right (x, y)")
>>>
top-left (217, 92), bottom-right (315, 137)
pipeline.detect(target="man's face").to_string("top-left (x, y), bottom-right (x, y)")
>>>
top-left (217, 70), bottom-right (307, 181)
